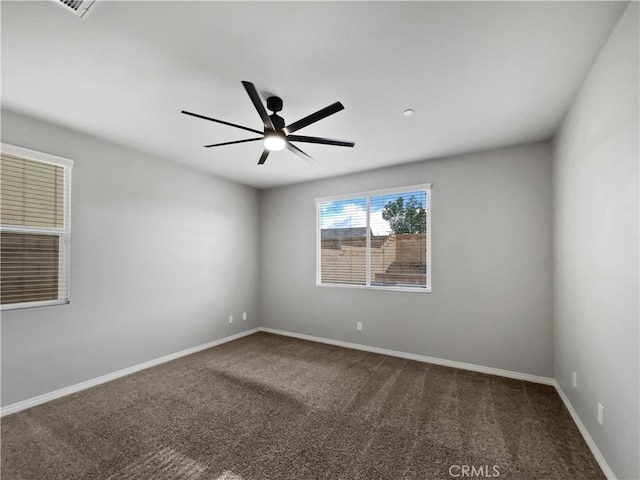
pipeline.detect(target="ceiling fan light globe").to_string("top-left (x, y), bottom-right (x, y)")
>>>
top-left (264, 134), bottom-right (286, 151)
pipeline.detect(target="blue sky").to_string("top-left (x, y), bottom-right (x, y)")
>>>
top-left (320, 191), bottom-right (427, 236)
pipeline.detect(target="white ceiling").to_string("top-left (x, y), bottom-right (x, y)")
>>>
top-left (1, 1), bottom-right (627, 189)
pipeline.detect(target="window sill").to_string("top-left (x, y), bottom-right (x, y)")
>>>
top-left (317, 282), bottom-right (431, 293)
top-left (1, 300), bottom-right (70, 311)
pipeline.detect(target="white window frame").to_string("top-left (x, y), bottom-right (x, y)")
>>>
top-left (316, 183), bottom-right (432, 293)
top-left (1, 143), bottom-right (74, 311)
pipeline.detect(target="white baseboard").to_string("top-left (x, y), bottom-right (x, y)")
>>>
top-left (553, 381), bottom-right (617, 480)
top-left (0, 328), bottom-right (260, 417)
top-left (259, 327), bottom-right (555, 386)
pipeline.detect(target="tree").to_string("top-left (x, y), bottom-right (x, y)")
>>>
top-left (381, 195), bottom-right (426, 234)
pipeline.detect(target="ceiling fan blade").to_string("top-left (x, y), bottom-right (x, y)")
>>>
top-left (182, 110), bottom-right (262, 135)
top-left (286, 135), bottom-right (354, 147)
top-left (285, 102), bottom-right (344, 134)
top-left (242, 81), bottom-right (274, 131)
top-left (286, 141), bottom-right (316, 163)
top-left (258, 149), bottom-right (270, 165)
top-left (204, 137), bottom-right (263, 148)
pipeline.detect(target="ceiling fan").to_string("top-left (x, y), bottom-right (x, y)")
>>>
top-left (182, 81), bottom-right (355, 165)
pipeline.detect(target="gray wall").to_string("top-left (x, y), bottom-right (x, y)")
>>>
top-left (259, 142), bottom-right (554, 377)
top-left (553, 3), bottom-right (639, 479)
top-left (1, 110), bottom-right (260, 407)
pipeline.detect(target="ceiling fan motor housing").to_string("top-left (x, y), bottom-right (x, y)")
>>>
top-left (269, 113), bottom-right (286, 131)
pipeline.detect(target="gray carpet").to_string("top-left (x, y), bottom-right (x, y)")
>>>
top-left (1, 332), bottom-right (604, 479)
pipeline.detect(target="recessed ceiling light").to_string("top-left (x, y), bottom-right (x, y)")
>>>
top-left (403, 109), bottom-right (414, 116)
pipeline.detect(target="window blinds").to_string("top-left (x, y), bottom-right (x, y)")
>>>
top-left (318, 197), bottom-right (368, 285)
top-left (1, 154), bottom-right (64, 227)
top-left (317, 186), bottom-right (430, 291)
top-left (369, 191), bottom-right (427, 288)
top-left (1, 233), bottom-right (61, 304)
top-left (1, 151), bottom-right (71, 307)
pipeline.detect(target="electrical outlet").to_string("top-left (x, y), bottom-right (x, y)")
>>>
top-left (228, 315), bottom-right (233, 324)
top-left (597, 403), bottom-right (604, 426)
top-left (242, 312), bottom-right (247, 321)
top-left (572, 372), bottom-right (577, 388)
top-left (356, 322), bottom-right (362, 331)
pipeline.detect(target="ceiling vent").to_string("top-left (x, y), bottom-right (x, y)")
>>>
top-left (51, 0), bottom-right (97, 18)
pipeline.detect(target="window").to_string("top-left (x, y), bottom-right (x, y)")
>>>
top-left (1, 144), bottom-right (73, 310)
top-left (316, 184), bottom-right (431, 292)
